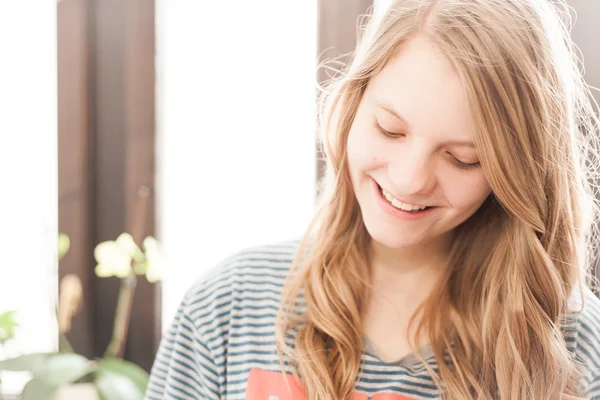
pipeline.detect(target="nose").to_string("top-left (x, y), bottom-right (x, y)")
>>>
top-left (387, 146), bottom-right (437, 196)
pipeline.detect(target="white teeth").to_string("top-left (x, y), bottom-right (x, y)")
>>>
top-left (381, 188), bottom-right (427, 211)
top-left (390, 198), bottom-right (405, 209)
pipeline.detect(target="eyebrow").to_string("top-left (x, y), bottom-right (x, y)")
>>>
top-left (375, 100), bottom-right (475, 148)
top-left (376, 100), bottom-right (413, 131)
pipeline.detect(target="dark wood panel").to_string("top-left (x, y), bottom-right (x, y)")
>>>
top-left (317, 0), bottom-right (373, 85)
top-left (57, 0), bottom-right (94, 359)
top-left (122, 0), bottom-right (161, 371)
top-left (568, 0), bottom-right (600, 105)
top-left (567, 0), bottom-right (600, 285)
top-left (91, 0), bottom-right (158, 372)
top-left (316, 0), bottom-right (373, 185)
top-left (91, 0), bottom-right (127, 362)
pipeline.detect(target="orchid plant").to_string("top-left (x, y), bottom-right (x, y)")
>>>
top-left (0, 232), bottom-right (163, 400)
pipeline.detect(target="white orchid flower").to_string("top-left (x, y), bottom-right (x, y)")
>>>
top-left (94, 233), bottom-right (141, 278)
top-left (143, 236), bottom-right (163, 283)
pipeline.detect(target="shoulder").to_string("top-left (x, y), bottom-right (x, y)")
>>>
top-left (146, 240), bottom-right (301, 399)
top-left (176, 239), bottom-right (301, 332)
top-left (565, 285), bottom-right (600, 397)
top-left (181, 238), bottom-right (300, 303)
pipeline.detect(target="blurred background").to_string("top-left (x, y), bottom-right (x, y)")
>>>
top-left (0, 0), bottom-right (597, 398)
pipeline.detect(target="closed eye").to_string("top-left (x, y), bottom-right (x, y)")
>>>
top-left (374, 121), bottom-right (404, 139)
top-left (374, 120), bottom-right (480, 171)
top-left (448, 153), bottom-right (480, 170)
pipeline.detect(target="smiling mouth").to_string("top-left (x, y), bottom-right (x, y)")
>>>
top-left (376, 183), bottom-right (434, 213)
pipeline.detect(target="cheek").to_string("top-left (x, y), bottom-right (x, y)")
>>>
top-left (347, 125), bottom-right (378, 173)
top-left (347, 122), bottom-right (389, 176)
top-left (443, 173), bottom-right (492, 211)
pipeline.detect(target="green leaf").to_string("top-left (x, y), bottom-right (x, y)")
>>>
top-left (0, 353), bottom-right (50, 372)
top-left (0, 310), bottom-right (18, 326)
top-left (20, 377), bottom-right (57, 400)
top-left (96, 358), bottom-right (149, 396)
top-left (0, 310), bottom-right (18, 344)
top-left (96, 372), bottom-right (144, 400)
top-left (34, 353), bottom-right (93, 386)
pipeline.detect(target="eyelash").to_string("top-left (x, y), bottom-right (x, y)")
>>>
top-left (373, 121), bottom-right (481, 171)
top-left (450, 157), bottom-right (481, 171)
top-left (374, 121), bottom-right (403, 139)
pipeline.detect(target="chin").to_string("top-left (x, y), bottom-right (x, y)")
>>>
top-left (371, 235), bottom-right (426, 250)
top-left (364, 220), bottom-right (427, 249)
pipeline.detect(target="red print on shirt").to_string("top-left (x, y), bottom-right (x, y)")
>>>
top-left (245, 368), bottom-right (416, 400)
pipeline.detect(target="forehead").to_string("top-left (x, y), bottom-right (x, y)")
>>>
top-left (367, 36), bottom-right (475, 143)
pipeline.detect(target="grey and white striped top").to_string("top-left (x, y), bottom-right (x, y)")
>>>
top-left (145, 240), bottom-right (600, 399)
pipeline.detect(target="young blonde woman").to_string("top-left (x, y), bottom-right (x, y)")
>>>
top-left (146, 0), bottom-right (600, 398)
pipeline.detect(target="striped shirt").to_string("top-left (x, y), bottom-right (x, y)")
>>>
top-left (145, 240), bottom-right (600, 399)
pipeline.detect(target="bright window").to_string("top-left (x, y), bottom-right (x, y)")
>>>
top-left (156, 1), bottom-right (318, 326)
top-left (0, 1), bottom-right (58, 395)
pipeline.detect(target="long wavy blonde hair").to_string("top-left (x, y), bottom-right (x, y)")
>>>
top-left (276, 0), bottom-right (600, 398)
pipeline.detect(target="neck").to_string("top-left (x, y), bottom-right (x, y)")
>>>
top-left (369, 232), bottom-right (452, 271)
top-left (362, 235), bottom-right (453, 352)
top-left (367, 233), bottom-right (452, 298)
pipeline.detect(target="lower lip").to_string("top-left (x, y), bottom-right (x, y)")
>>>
top-left (372, 179), bottom-right (437, 221)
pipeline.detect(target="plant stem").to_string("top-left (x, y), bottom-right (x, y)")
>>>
top-left (59, 332), bottom-right (74, 353)
top-left (104, 187), bottom-right (149, 359)
top-left (103, 273), bottom-right (137, 359)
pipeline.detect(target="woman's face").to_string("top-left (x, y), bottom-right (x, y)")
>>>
top-left (347, 35), bottom-right (492, 250)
